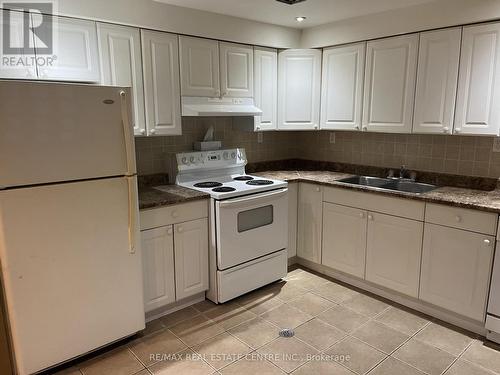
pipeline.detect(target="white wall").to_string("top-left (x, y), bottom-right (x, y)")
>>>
top-left (55, 0), bottom-right (300, 48)
top-left (301, 0), bottom-right (500, 48)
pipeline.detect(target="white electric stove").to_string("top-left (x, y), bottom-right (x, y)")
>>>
top-left (158, 148), bottom-right (289, 303)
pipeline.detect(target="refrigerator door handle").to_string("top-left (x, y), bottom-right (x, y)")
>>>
top-left (120, 90), bottom-right (136, 176)
top-left (127, 176), bottom-right (137, 254)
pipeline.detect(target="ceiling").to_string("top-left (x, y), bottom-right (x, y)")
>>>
top-left (154, 0), bottom-right (438, 28)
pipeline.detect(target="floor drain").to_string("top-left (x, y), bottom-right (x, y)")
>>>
top-left (279, 328), bottom-right (295, 338)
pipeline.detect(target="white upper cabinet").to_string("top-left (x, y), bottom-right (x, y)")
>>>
top-left (34, 15), bottom-right (100, 82)
top-left (0, 10), bottom-right (36, 79)
top-left (98, 23), bottom-right (146, 136)
top-left (254, 47), bottom-right (278, 131)
top-left (220, 42), bottom-right (253, 98)
top-left (455, 22), bottom-right (500, 136)
top-left (179, 36), bottom-right (220, 97)
top-left (363, 34), bottom-right (419, 133)
top-left (141, 30), bottom-right (181, 136)
top-left (413, 28), bottom-right (461, 135)
top-left (278, 49), bottom-right (322, 130)
top-left (321, 43), bottom-right (366, 131)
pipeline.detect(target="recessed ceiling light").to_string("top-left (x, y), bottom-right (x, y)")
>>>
top-left (295, 16), bottom-right (306, 22)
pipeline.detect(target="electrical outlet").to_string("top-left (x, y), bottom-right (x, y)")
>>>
top-left (329, 132), bottom-right (336, 144)
top-left (257, 132), bottom-right (263, 144)
top-left (494, 137), bottom-right (500, 153)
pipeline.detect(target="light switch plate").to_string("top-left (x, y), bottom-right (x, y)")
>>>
top-left (257, 132), bottom-right (263, 144)
top-left (329, 132), bottom-right (336, 144)
top-left (493, 137), bottom-right (500, 153)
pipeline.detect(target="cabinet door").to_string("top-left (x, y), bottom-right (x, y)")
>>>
top-left (413, 28), bottom-right (461, 134)
top-left (141, 226), bottom-right (176, 312)
top-left (0, 9), bottom-right (37, 79)
top-left (141, 30), bottom-right (182, 136)
top-left (174, 218), bottom-right (209, 300)
top-left (34, 15), bottom-right (100, 82)
top-left (366, 212), bottom-right (423, 297)
top-left (363, 34), bottom-right (419, 133)
top-left (420, 224), bottom-right (494, 321)
top-left (287, 182), bottom-right (298, 258)
top-left (98, 23), bottom-right (146, 136)
top-left (297, 183), bottom-right (323, 263)
top-left (179, 36), bottom-right (220, 97)
top-left (220, 42), bottom-right (253, 98)
top-left (322, 203), bottom-right (367, 278)
top-left (321, 43), bottom-right (365, 131)
top-left (278, 49), bottom-right (322, 130)
top-left (254, 47), bottom-right (277, 131)
top-left (455, 23), bottom-right (500, 136)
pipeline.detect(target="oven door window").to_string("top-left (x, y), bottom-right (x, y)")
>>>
top-left (237, 205), bottom-right (273, 233)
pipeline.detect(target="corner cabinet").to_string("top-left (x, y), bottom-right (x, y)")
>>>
top-left (278, 49), bottom-right (322, 130)
top-left (362, 34), bottom-right (419, 133)
top-left (254, 47), bottom-right (278, 131)
top-left (455, 22), bottom-right (500, 136)
top-left (321, 43), bottom-right (365, 131)
top-left (297, 183), bottom-right (323, 263)
top-left (413, 28), bottom-right (461, 134)
top-left (141, 30), bottom-right (182, 136)
top-left (97, 23), bottom-right (146, 136)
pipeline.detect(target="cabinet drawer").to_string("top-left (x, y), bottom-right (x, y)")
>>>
top-left (140, 200), bottom-right (209, 230)
top-left (425, 204), bottom-right (498, 235)
top-left (324, 187), bottom-right (425, 220)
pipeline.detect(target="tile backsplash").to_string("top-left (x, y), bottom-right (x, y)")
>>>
top-left (135, 119), bottom-right (500, 179)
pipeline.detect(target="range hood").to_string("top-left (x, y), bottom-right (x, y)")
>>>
top-left (181, 97), bottom-right (262, 117)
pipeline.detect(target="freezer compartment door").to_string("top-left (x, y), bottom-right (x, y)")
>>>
top-left (0, 81), bottom-right (136, 188)
top-left (0, 177), bottom-right (144, 374)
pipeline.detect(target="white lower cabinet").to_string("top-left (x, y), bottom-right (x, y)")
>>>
top-left (420, 224), bottom-right (495, 321)
top-left (173, 218), bottom-right (209, 300)
top-left (287, 183), bottom-right (298, 258)
top-left (141, 226), bottom-right (176, 313)
top-left (297, 183), bottom-right (323, 263)
top-left (365, 212), bottom-right (423, 297)
top-left (322, 203), bottom-right (367, 278)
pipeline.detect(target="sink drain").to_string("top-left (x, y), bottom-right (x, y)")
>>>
top-left (279, 328), bottom-right (295, 338)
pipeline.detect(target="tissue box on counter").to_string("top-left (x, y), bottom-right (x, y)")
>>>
top-left (194, 141), bottom-right (222, 151)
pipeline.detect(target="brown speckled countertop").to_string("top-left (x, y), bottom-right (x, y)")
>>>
top-left (138, 185), bottom-right (209, 210)
top-left (255, 170), bottom-right (500, 214)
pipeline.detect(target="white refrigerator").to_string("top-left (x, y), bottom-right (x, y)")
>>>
top-left (0, 81), bottom-right (145, 374)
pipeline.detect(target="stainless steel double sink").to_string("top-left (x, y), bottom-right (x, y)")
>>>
top-left (337, 175), bottom-right (438, 194)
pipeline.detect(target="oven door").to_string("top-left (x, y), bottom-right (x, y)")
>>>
top-left (215, 188), bottom-right (288, 270)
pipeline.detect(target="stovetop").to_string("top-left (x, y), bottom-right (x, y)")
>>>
top-left (171, 148), bottom-right (287, 200)
top-left (177, 174), bottom-right (288, 200)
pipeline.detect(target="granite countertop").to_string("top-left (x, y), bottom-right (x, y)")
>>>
top-left (255, 170), bottom-right (500, 214)
top-left (138, 185), bottom-right (209, 210)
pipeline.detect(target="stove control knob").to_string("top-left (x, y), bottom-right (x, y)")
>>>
top-left (190, 156), bottom-right (196, 163)
top-left (223, 152), bottom-right (229, 160)
top-left (231, 152), bottom-right (236, 159)
top-left (181, 157), bottom-right (188, 165)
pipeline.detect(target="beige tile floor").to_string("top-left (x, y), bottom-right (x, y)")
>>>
top-left (54, 267), bottom-right (500, 375)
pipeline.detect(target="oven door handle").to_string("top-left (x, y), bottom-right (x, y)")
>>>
top-left (218, 188), bottom-right (288, 208)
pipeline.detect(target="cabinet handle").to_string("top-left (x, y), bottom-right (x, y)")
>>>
top-left (455, 128), bottom-right (461, 134)
top-left (354, 125), bottom-right (360, 130)
top-left (362, 126), bottom-right (368, 131)
top-left (443, 127), bottom-right (450, 133)
top-left (455, 215), bottom-right (462, 223)
top-left (315, 187), bottom-right (321, 192)
top-left (256, 126), bottom-right (261, 131)
top-left (368, 214), bottom-right (374, 221)
top-left (140, 129), bottom-right (146, 135)
top-left (359, 212), bottom-right (365, 218)
top-left (167, 228), bottom-right (173, 236)
top-left (150, 129), bottom-right (156, 135)
top-left (484, 239), bottom-right (491, 245)
top-left (215, 90), bottom-right (221, 97)
top-left (222, 91), bottom-right (228, 96)
top-left (172, 210), bottom-right (179, 218)
top-left (177, 226), bottom-right (183, 233)
top-left (314, 125), bottom-right (318, 130)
